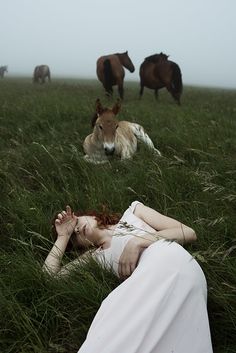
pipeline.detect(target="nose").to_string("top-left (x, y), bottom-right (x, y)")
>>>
top-left (104, 146), bottom-right (115, 155)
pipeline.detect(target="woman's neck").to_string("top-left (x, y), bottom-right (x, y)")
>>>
top-left (96, 224), bottom-right (117, 249)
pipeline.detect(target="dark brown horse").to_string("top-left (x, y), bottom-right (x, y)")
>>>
top-left (96, 51), bottom-right (135, 99)
top-left (139, 52), bottom-right (183, 104)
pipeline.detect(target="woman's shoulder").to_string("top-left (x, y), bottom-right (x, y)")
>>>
top-left (128, 200), bottom-right (144, 214)
top-left (118, 200), bottom-right (144, 225)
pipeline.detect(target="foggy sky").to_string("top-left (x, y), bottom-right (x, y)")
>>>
top-left (1, 0), bottom-right (236, 88)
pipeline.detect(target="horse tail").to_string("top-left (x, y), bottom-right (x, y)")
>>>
top-left (103, 59), bottom-right (113, 93)
top-left (172, 63), bottom-right (183, 94)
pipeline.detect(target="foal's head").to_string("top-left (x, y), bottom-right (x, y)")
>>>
top-left (117, 51), bottom-right (135, 73)
top-left (93, 99), bottom-right (121, 156)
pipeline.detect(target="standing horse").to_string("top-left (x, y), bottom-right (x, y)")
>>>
top-left (83, 99), bottom-right (161, 164)
top-left (0, 66), bottom-right (8, 78)
top-left (96, 51), bottom-right (135, 99)
top-left (139, 52), bottom-right (183, 104)
top-left (33, 65), bottom-right (51, 84)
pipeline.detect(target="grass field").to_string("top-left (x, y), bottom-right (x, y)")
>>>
top-left (0, 78), bottom-right (236, 353)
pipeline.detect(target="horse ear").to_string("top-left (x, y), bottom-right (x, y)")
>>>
top-left (112, 99), bottom-right (121, 115)
top-left (91, 113), bottom-right (98, 128)
top-left (95, 98), bottom-right (103, 114)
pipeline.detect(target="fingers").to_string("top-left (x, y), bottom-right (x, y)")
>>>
top-left (55, 205), bottom-right (74, 225)
top-left (118, 262), bottom-right (132, 280)
top-left (130, 263), bottom-right (136, 275)
top-left (66, 205), bottom-right (72, 216)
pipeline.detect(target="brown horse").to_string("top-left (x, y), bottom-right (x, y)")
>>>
top-left (139, 52), bottom-right (183, 104)
top-left (83, 99), bottom-right (161, 164)
top-left (33, 65), bottom-right (51, 84)
top-left (96, 51), bottom-right (135, 99)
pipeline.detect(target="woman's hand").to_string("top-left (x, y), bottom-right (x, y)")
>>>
top-left (118, 238), bottom-right (144, 280)
top-left (55, 205), bottom-right (77, 239)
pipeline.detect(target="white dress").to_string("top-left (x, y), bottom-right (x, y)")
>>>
top-left (78, 201), bottom-right (213, 353)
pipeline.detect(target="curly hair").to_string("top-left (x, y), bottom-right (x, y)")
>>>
top-left (51, 206), bottom-right (121, 252)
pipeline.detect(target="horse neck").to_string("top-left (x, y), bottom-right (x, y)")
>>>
top-left (116, 53), bottom-right (126, 67)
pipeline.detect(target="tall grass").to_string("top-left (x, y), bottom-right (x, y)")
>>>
top-left (0, 78), bottom-right (235, 352)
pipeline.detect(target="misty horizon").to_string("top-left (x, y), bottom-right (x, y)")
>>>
top-left (1, 0), bottom-right (235, 90)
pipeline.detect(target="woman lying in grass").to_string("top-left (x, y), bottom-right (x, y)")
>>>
top-left (43, 201), bottom-right (213, 353)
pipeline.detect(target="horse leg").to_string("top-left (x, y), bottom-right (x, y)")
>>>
top-left (84, 155), bottom-right (108, 164)
top-left (154, 89), bottom-right (159, 100)
top-left (130, 123), bottom-right (162, 156)
top-left (139, 84), bottom-right (144, 99)
top-left (118, 83), bottom-right (124, 100)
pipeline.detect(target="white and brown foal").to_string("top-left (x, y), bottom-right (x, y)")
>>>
top-left (83, 99), bottom-right (161, 164)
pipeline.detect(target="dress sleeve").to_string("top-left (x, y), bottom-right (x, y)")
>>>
top-left (129, 201), bottom-right (143, 214)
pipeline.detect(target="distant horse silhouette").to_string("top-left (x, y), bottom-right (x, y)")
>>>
top-left (96, 51), bottom-right (135, 99)
top-left (33, 65), bottom-right (51, 84)
top-left (83, 99), bottom-right (161, 164)
top-left (0, 66), bottom-right (8, 78)
top-left (139, 52), bottom-right (183, 104)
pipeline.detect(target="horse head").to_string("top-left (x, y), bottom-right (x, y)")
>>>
top-left (118, 51), bottom-right (135, 73)
top-left (93, 99), bottom-right (121, 155)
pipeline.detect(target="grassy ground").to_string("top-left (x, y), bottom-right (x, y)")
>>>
top-left (0, 78), bottom-right (236, 352)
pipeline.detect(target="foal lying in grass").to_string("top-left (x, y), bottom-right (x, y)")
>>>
top-left (83, 99), bottom-right (161, 163)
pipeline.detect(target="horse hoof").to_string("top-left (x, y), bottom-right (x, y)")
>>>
top-left (154, 149), bottom-right (162, 156)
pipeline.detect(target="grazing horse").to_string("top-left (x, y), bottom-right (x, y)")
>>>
top-left (139, 52), bottom-right (183, 104)
top-left (96, 51), bottom-right (135, 99)
top-left (83, 99), bottom-right (161, 164)
top-left (33, 65), bottom-right (51, 84)
top-left (0, 66), bottom-right (8, 78)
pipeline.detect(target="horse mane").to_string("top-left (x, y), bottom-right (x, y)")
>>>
top-left (115, 51), bottom-right (127, 56)
top-left (144, 52), bottom-right (169, 64)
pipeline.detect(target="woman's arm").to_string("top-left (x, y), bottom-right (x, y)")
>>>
top-left (118, 203), bottom-right (196, 279)
top-left (43, 206), bottom-right (77, 276)
top-left (43, 236), bottom-right (71, 275)
top-left (134, 203), bottom-right (197, 245)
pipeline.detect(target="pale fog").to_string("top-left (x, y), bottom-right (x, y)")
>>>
top-left (1, 0), bottom-right (236, 89)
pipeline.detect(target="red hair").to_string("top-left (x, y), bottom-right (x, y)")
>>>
top-left (51, 206), bottom-right (121, 252)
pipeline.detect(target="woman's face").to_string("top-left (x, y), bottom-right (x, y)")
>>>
top-left (73, 215), bottom-right (98, 248)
